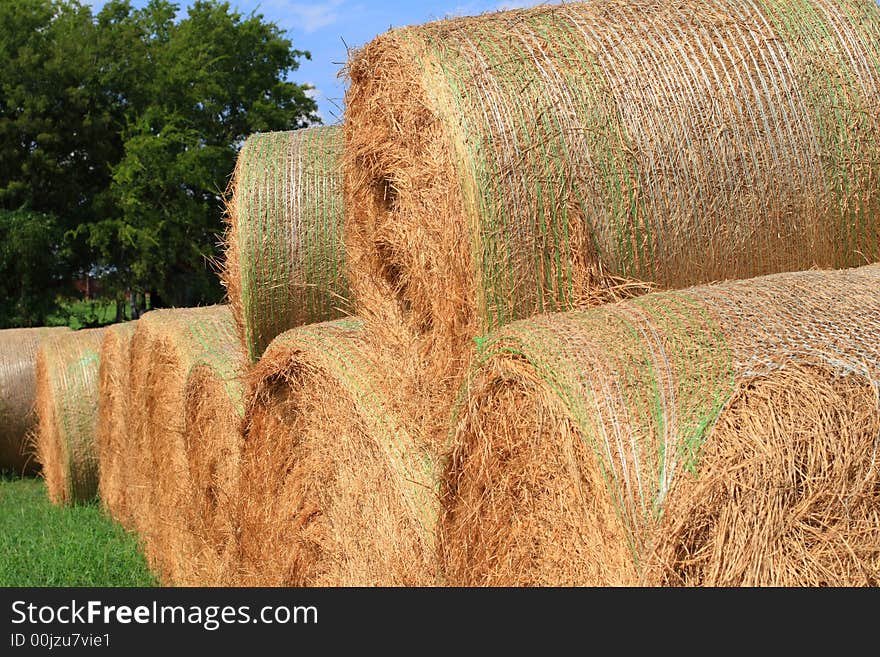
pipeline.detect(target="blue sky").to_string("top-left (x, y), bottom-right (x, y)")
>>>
top-left (87, 0), bottom-right (548, 125)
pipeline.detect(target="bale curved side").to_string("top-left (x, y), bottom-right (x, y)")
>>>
top-left (33, 328), bottom-right (107, 505)
top-left (0, 326), bottom-right (70, 475)
top-left (645, 364), bottom-right (880, 586)
top-left (223, 126), bottom-right (350, 363)
top-left (234, 319), bottom-right (438, 586)
top-left (128, 305), bottom-right (244, 585)
top-left (96, 321), bottom-right (138, 527)
top-left (441, 264), bottom-right (880, 585)
top-left (345, 0), bottom-right (880, 393)
top-left (181, 358), bottom-right (246, 585)
top-left (127, 320), bottom-right (164, 567)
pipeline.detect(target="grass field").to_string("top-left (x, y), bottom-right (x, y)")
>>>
top-left (0, 475), bottom-right (157, 587)
top-left (46, 298), bottom-right (127, 330)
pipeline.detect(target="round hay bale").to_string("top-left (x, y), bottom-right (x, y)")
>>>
top-left (223, 126), bottom-right (350, 363)
top-left (441, 263), bottom-right (880, 586)
top-left (0, 326), bottom-right (70, 475)
top-left (33, 328), bottom-right (107, 505)
top-left (345, 0), bottom-right (880, 389)
top-left (95, 321), bottom-right (138, 527)
top-left (234, 318), bottom-right (438, 586)
top-left (182, 350), bottom-right (246, 585)
top-left (128, 305), bottom-right (244, 585)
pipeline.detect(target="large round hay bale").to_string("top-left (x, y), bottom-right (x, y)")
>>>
top-left (345, 0), bottom-right (880, 388)
top-left (441, 263), bottom-right (880, 586)
top-left (128, 305), bottom-right (244, 585)
top-left (0, 326), bottom-right (70, 475)
top-left (95, 321), bottom-right (137, 527)
top-left (182, 345), bottom-right (246, 585)
top-left (33, 328), bottom-right (107, 505)
top-left (233, 318), bottom-right (438, 586)
top-left (223, 126), bottom-right (350, 363)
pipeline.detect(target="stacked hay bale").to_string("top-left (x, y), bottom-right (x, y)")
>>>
top-left (33, 328), bottom-right (107, 505)
top-left (182, 338), bottom-right (247, 585)
top-left (95, 321), bottom-right (138, 527)
top-left (234, 319), bottom-right (437, 586)
top-left (220, 125), bottom-right (399, 585)
top-left (127, 305), bottom-right (245, 585)
top-left (223, 126), bottom-right (350, 363)
top-left (344, 0), bottom-right (880, 445)
top-left (0, 326), bottom-right (70, 475)
top-left (440, 264), bottom-right (880, 586)
top-left (64, 0), bottom-right (879, 589)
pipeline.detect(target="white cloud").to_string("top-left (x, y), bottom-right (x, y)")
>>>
top-left (496, 0), bottom-right (546, 9)
top-left (279, 0), bottom-right (345, 34)
top-left (447, 3), bottom-right (481, 17)
top-left (446, 1), bottom-right (547, 19)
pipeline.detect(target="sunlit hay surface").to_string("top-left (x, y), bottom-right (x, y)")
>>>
top-left (127, 305), bottom-right (244, 586)
top-left (441, 264), bottom-right (880, 585)
top-left (182, 363), bottom-right (245, 586)
top-left (33, 328), bottom-right (107, 506)
top-left (345, 0), bottom-right (880, 450)
top-left (233, 319), bottom-right (438, 586)
top-left (645, 364), bottom-right (880, 586)
top-left (96, 321), bottom-right (137, 528)
top-left (222, 127), bottom-right (350, 364)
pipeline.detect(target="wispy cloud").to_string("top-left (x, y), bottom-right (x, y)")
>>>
top-left (280, 0), bottom-right (346, 34)
top-left (446, 1), bottom-right (546, 19)
top-left (496, 0), bottom-right (546, 9)
top-left (446, 3), bottom-right (476, 16)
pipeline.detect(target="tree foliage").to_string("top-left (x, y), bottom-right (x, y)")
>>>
top-left (0, 0), bottom-right (318, 326)
top-left (0, 209), bottom-right (69, 326)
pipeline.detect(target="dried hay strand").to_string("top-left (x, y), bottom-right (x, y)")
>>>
top-left (345, 0), bottom-right (880, 399)
top-left (33, 328), bottom-right (107, 505)
top-left (95, 321), bottom-right (137, 527)
top-left (223, 126), bottom-right (350, 363)
top-left (0, 326), bottom-right (70, 475)
top-left (128, 305), bottom-right (244, 585)
top-left (233, 319), bottom-right (438, 586)
top-left (440, 263), bottom-right (880, 586)
top-left (181, 352), bottom-right (246, 585)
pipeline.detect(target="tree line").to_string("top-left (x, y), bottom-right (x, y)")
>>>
top-left (0, 0), bottom-right (318, 327)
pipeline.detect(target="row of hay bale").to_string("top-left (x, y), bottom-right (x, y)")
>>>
top-left (7, 0), bottom-right (879, 586)
top-left (9, 263), bottom-right (880, 585)
top-left (0, 327), bottom-right (70, 475)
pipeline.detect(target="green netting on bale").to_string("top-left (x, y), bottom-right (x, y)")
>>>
top-left (176, 308), bottom-right (248, 418)
top-left (260, 318), bottom-right (437, 542)
top-left (226, 127), bottom-right (349, 363)
top-left (349, 0), bottom-right (880, 335)
top-left (0, 326), bottom-right (70, 474)
top-left (38, 328), bottom-right (106, 504)
top-left (470, 296), bottom-right (735, 558)
top-left (456, 263), bottom-right (880, 565)
top-left (130, 305), bottom-right (247, 585)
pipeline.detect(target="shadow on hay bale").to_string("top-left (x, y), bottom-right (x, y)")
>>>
top-left (0, 326), bottom-right (70, 475)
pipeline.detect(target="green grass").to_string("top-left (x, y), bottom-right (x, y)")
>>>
top-left (0, 475), bottom-right (157, 587)
top-left (45, 298), bottom-right (126, 330)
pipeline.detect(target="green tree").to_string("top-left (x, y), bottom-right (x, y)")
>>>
top-left (0, 0), bottom-right (318, 325)
top-left (89, 0), bottom-right (319, 310)
top-left (0, 209), bottom-right (69, 326)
